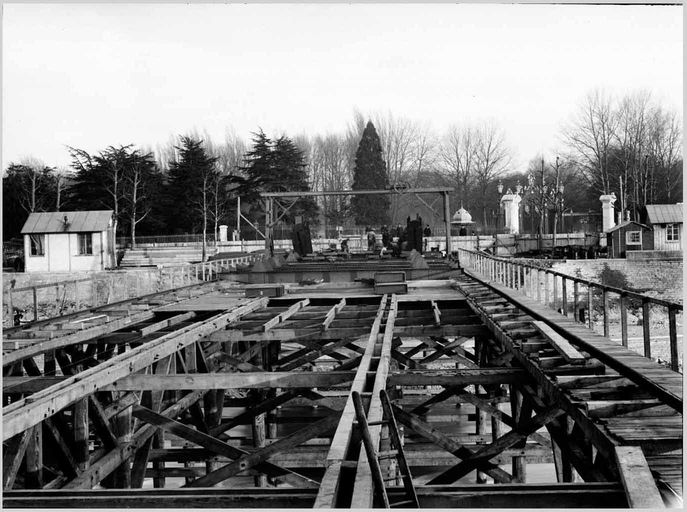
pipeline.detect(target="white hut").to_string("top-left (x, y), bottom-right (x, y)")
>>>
top-left (21, 210), bottom-right (115, 272)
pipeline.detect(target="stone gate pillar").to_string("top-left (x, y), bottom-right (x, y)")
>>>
top-left (599, 194), bottom-right (617, 232)
top-left (500, 193), bottom-right (522, 234)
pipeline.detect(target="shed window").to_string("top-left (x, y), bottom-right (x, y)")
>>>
top-left (666, 224), bottom-right (680, 241)
top-left (29, 234), bottom-right (45, 256)
top-left (626, 231), bottom-right (642, 245)
top-left (78, 233), bottom-right (93, 255)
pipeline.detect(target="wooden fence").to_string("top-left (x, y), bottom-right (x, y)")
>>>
top-left (457, 248), bottom-right (683, 372)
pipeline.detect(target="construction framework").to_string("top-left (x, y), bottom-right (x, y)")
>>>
top-left (2, 258), bottom-right (682, 508)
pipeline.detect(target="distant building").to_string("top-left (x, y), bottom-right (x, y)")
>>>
top-left (642, 204), bottom-right (683, 252)
top-left (21, 210), bottom-right (115, 272)
top-left (605, 220), bottom-right (653, 258)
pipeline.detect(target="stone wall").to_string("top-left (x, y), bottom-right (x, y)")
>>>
top-left (549, 259), bottom-right (683, 302)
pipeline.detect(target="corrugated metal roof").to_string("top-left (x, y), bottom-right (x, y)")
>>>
top-left (21, 210), bottom-right (113, 234)
top-left (646, 203), bottom-right (684, 224)
top-left (605, 220), bottom-right (650, 233)
top-left (645, 204), bottom-right (683, 224)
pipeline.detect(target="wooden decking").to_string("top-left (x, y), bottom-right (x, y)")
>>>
top-left (456, 270), bottom-right (682, 504)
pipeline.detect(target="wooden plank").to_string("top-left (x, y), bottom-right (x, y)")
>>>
top-left (388, 368), bottom-right (529, 386)
top-left (531, 321), bottom-right (586, 363)
top-left (314, 295), bottom-right (388, 508)
top-left (321, 299), bottom-right (346, 331)
top-left (101, 371), bottom-right (357, 390)
top-left (614, 446), bottom-right (665, 508)
top-left (3, 310), bottom-right (156, 366)
top-left (262, 299), bottom-right (310, 331)
top-left (137, 312), bottom-right (197, 337)
top-left (431, 300), bottom-right (442, 326)
top-left (351, 295), bottom-right (398, 508)
top-left (3, 298), bottom-right (269, 441)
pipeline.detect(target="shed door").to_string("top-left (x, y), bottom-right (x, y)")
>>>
top-left (48, 234), bottom-right (70, 271)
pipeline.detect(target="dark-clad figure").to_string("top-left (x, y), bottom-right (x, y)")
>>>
top-left (423, 224), bottom-right (431, 251)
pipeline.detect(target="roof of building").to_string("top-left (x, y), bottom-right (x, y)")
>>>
top-left (451, 207), bottom-right (474, 224)
top-left (21, 210), bottom-right (113, 234)
top-left (605, 220), bottom-right (651, 233)
top-left (645, 204), bottom-right (683, 225)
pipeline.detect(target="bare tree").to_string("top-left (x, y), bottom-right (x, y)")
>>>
top-left (439, 124), bottom-right (478, 206)
top-left (562, 89), bottom-right (619, 194)
top-left (473, 122), bottom-right (512, 225)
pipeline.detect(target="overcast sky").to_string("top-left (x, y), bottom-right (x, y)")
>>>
top-left (2, 3), bottom-right (682, 172)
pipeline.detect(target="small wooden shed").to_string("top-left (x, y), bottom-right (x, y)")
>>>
top-left (21, 210), bottom-right (115, 272)
top-left (606, 220), bottom-right (653, 258)
top-left (642, 204), bottom-right (683, 252)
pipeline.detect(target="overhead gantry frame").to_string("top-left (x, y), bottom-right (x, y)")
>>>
top-left (260, 187), bottom-right (454, 256)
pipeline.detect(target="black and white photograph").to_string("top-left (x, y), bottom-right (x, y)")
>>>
top-left (1, 2), bottom-right (683, 508)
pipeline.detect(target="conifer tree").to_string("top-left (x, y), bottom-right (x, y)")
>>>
top-left (239, 131), bottom-right (319, 226)
top-left (351, 121), bottom-right (390, 226)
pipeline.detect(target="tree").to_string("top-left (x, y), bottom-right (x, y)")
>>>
top-left (239, 131), bottom-right (319, 230)
top-left (68, 145), bottom-right (163, 245)
top-left (2, 160), bottom-right (60, 240)
top-left (124, 151), bottom-right (161, 247)
top-left (350, 121), bottom-right (390, 226)
top-left (473, 123), bottom-right (511, 226)
top-left (166, 136), bottom-right (219, 259)
top-left (440, 125), bottom-right (478, 207)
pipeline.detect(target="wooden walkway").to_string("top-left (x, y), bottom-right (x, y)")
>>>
top-left (456, 270), bottom-right (682, 505)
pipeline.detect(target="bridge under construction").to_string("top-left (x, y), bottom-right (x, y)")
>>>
top-left (2, 249), bottom-right (682, 508)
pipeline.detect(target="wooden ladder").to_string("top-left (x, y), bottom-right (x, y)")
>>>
top-left (352, 389), bottom-right (420, 509)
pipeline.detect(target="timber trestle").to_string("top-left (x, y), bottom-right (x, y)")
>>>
top-left (2, 269), bottom-right (682, 508)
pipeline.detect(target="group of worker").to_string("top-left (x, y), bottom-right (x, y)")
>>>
top-left (363, 223), bottom-right (433, 254)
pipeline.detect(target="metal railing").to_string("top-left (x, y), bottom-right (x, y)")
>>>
top-left (4, 254), bottom-right (261, 327)
top-left (458, 248), bottom-right (683, 372)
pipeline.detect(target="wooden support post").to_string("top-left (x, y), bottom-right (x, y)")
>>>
top-left (443, 191), bottom-right (451, 255)
top-left (668, 306), bottom-right (678, 371)
top-left (6, 288), bottom-right (14, 327)
top-left (74, 398), bottom-right (89, 472)
top-left (553, 274), bottom-right (559, 312)
top-left (536, 268), bottom-right (542, 302)
top-left (642, 299), bottom-right (651, 358)
top-left (44, 351), bottom-right (56, 376)
top-left (251, 404), bottom-right (267, 487)
top-left (74, 280), bottom-right (80, 312)
top-left (25, 424), bottom-right (43, 488)
top-left (90, 277), bottom-right (97, 308)
top-left (573, 281), bottom-right (579, 322)
top-left (620, 294), bottom-right (628, 347)
top-left (475, 386), bottom-right (488, 484)
top-left (509, 386), bottom-right (526, 483)
top-left (561, 277), bottom-right (567, 316)
top-left (33, 287), bottom-right (38, 322)
top-left (602, 289), bottom-right (610, 338)
top-left (108, 395), bottom-right (133, 488)
top-left (587, 284), bottom-right (593, 329)
top-left (544, 272), bottom-right (550, 308)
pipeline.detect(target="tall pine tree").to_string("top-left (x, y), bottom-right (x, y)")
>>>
top-left (351, 121), bottom-right (390, 226)
top-left (165, 137), bottom-right (219, 234)
top-left (239, 131), bottom-right (318, 227)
